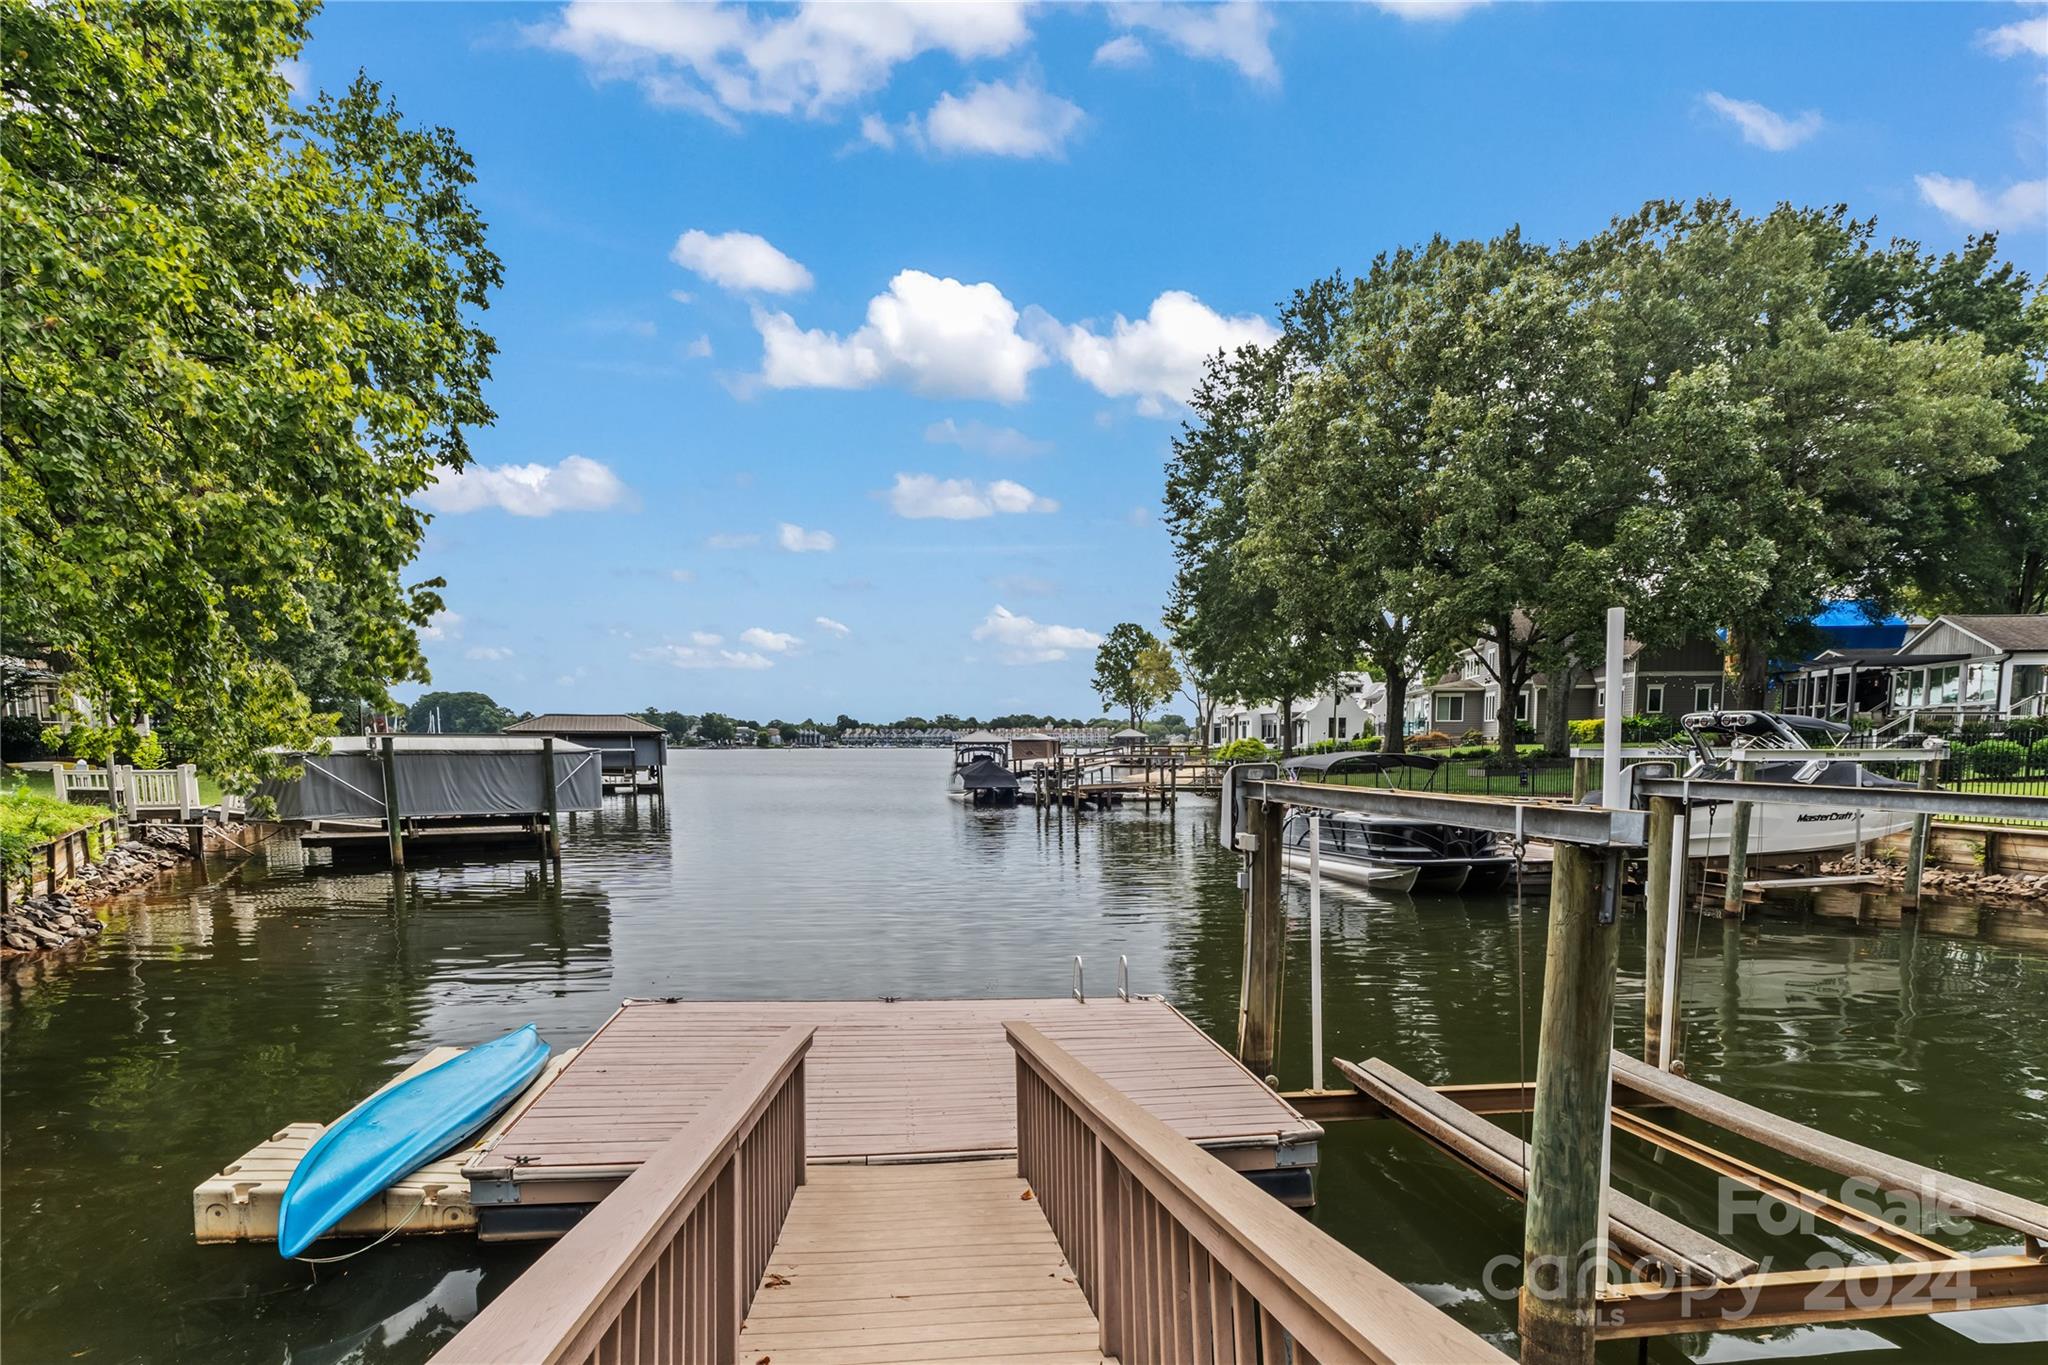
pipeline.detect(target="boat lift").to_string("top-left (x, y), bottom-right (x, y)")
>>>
top-left (1225, 608), bottom-right (2048, 1362)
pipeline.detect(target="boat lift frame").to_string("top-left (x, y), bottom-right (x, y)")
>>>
top-left (1226, 701), bottom-right (2048, 1358)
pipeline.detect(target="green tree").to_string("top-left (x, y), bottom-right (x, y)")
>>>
top-left (406, 691), bottom-right (515, 734)
top-left (1165, 284), bottom-right (1350, 757)
top-left (1583, 201), bottom-right (2022, 704)
top-left (2, 2), bottom-right (501, 791)
top-left (695, 712), bottom-right (736, 745)
top-left (1091, 623), bottom-right (1178, 728)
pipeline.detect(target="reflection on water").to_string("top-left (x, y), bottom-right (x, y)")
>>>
top-left (2, 748), bottom-right (2043, 1363)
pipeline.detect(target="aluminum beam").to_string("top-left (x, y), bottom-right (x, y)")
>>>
top-left (1237, 778), bottom-right (1646, 848)
top-left (1637, 777), bottom-right (2048, 823)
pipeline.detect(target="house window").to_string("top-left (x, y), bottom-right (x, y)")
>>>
top-left (1483, 693), bottom-right (1498, 721)
top-left (1694, 684), bottom-right (1715, 713)
top-left (1435, 694), bottom-right (1464, 724)
top-left (1643, 683), bottom-right (1665, 714)
top-left (1515, 690), bottom-right (1531, 723)
top-left (1965, 662), bottom-right (1997, 704)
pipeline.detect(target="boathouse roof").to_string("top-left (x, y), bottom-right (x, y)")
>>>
top-left (505, 713), bottom-right (666, 734)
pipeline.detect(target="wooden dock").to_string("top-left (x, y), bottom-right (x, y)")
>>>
top-left (737, 1163), bottom-right (1106, 1365)
top-left (464, 997), bottom-right (1321, 1232)
top-left (435, 1022), bottom-right (1504, 1365)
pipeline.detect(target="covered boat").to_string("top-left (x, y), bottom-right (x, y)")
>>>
top-left (1279, 752), bottom-right (1516, 893)
top-left (948, 733), bottom-right (1021, 807)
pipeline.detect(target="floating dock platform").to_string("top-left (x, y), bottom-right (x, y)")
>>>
top-left (462, 996), bottom-right (1321, 1240)
top-left (193, 1045), bottom-right (577, 1246)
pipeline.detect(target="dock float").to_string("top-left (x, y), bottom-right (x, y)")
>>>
top-left (193, 1045), bottom-right (576, 1246)
top-left (463, 996), bottom-right (1322, 1240)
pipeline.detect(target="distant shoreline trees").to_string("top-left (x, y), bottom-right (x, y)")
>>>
top-left (1167, 199), bottom-right (2041, 759)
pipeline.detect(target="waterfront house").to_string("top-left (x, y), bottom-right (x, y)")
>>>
top-left (1888, 614), bottom-right (2048, 724)
top-left (1411, 632), bottom-right (1725, 740)
top-left (1208, 674), bottom-right (1380, 748)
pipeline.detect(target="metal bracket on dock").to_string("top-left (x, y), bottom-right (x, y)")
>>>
top-left (1071, 956), bottom-right (1084, 1004)
top-left (1116, 955), bottom-right (1129, 1002)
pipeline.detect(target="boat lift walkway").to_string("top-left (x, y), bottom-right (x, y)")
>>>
top-left (435, 1023), bottom-right (1506, 1365)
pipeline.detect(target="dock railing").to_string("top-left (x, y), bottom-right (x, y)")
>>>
top-left (433, 1025), bottom-right (812, 1365)
top-left (1007, 1021), bottom-right (1504, 1365)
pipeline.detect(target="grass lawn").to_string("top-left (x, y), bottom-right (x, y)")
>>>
top-left (0, 784), bottom-right (105, 848)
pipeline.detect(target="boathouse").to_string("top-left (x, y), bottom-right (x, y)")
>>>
top-left (255, 735), bottom-right (602, 863)
top-left (502, 712), bottom-right (667, 793)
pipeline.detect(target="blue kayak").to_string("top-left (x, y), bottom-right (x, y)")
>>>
top-left (278, 1024), bottom-right (550, 1257)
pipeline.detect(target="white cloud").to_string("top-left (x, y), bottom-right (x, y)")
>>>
top-left (464, 645), bottom-right (514, 662)
top-left (669, 568), bottom-right (696, 583)
top-left (538, 1), bottom-right (1032, 120)
top-left (636, 643), bottom-right (774, 670)
top-left (419, 454), bottom-right (632, 517)
top-left (755, 270), bottom-right (1047, 401)
top-left (1702, 92), bottom-right (1822, 152)
top-left (422, 611), bottom-right (463, 641)
top-left (1915, 174), bottom-right (2048, 230)
top-left (671, 229), bottom-right (812, 294)
top-left (777, 522), bottom-right (837, 552)
top-left (690, 630), bottom-right (724, 646)
top-left (1110, 2), bottom-right (1277, 82)
top-left (859, 112), bottom-right (897, 149)
top-left (1370, 0), bottom-right (1492, 22)
top-left (971, 605), bottom-right (1101, 664)
top-left (685, 334), bottom-right (714, 359)
top-left (888, 473), bottom-right (1059, 520)
top-left (740, 626), bottom-right (801, 652)
top-left (706, 531), bottom-right (761, 549)
top-left (924, 417), bottom-right (1050, 458)
top-left (814, 615), bottom-right (851, 637)
top-left (920, 77), bottom-right (1084, 159)
top-left (669, 289), bottom-right (696, 304)
top-left (1980, 15), bottom-right (2048, 58)
top-left (1093, 35), bottom-right (1149, 67)
top-left (277, 57), bottom-right (311, 98)
top-left (1051, 291), bottom-right (1279, 413)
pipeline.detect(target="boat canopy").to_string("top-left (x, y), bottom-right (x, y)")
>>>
top-left (954, 758), bottom-right (1019, 792)
top-left (1281, 752), bottom-right (1442, 777)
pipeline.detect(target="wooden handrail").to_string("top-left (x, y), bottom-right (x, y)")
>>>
top-left (1009, 1021), bottom-right (1505, 1365)
top-left (435, 1025), bottom-right (812, 1365)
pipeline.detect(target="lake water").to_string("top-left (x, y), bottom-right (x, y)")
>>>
top-left (3, 747), bottom-right (2045, 1363)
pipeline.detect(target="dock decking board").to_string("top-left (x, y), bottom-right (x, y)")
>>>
top-left (471, 998), bottom-right (1318, 1200)
top-left (736, 1162), bottom-right (1108, 1365)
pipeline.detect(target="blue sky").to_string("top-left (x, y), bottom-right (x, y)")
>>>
top-left (291, 1), bottom-right (2048, 723)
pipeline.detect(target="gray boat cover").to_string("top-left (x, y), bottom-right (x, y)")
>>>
top-left (255, 736), bottom-right (603, 820)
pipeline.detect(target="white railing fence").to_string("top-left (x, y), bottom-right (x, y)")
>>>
top-left (50, 764), bottom-right (201, 820)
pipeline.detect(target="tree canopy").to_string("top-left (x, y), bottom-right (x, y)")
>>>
top-left (406, 690), bottom-right (515, 735)
top-left (1172, 199), bottom-right (2037, 753)
top-left (1091, 623), bottom-right (1179, 729)
top-left (2, 0), bottom-right (500, 789)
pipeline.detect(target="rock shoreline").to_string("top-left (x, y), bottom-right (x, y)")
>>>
top-left (1821, 854), bottom-right (2048, 904)
top-left (2, 824), bottom-right (241, 956)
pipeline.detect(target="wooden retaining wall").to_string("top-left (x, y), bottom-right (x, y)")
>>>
top-left (1882, 822), bottom-right (2048, 875)
top-left (3, 815), bottom-right (123, 909)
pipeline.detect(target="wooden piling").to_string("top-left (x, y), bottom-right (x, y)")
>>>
top-left (1520, 842), bottom-right (1621, 1365)
top-left (1642, 796), bottom-right (1676, 1064)
top-left (1236, 799), bottom-right (1286, 1078)
top-left (379, 735), bottom-right (404, 868)
top-left (1721, 753), bottom-right (1752, 919)
top-left (1901, 756), bottom-right (1938, 912)
top-left (540, 736), bottom-right (561, 858)
top-left (1570, 757), bottom-right (1592, 803)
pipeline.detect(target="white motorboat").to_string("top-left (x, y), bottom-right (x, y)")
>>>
top-left (1645, 712), bottom-right (1918, 858)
